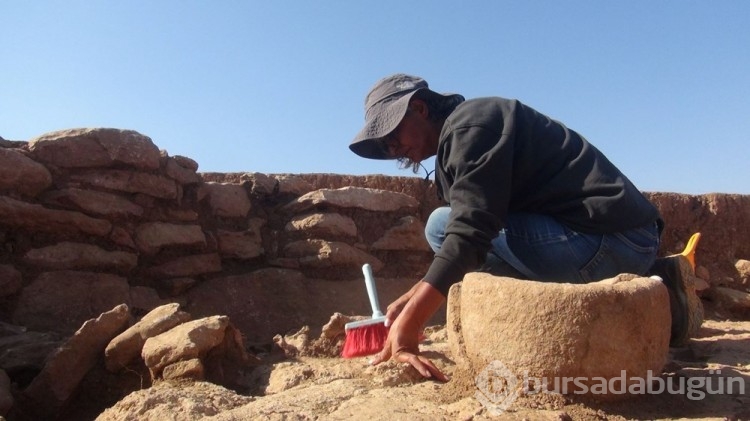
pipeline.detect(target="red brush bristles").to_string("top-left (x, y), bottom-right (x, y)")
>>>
top-left (341, 322), bottom-right (389, 358)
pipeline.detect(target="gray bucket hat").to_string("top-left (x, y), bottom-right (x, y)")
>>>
top-left (349, 73), bottom-right (462, 160)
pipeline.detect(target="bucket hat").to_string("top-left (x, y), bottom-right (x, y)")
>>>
top-left (349, 74), bottom-right (462, 160)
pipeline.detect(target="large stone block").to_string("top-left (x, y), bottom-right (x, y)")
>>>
top-left (447, 273), bottom-right (670, 400)
top-left (282, 186), bottom-right (418, 214)
top-left (198, 182), bottom-right (251, 218)
top-left (145, 253), bottom-right (222, 278)
top-left (0, 196), bottom-right (112, 237)
top-left (283, 239), bottom-right (383, 271)
top-left (0, 148), bottom-right (52, 197)
top-left (21, 304), bottom-right (130, 418)
top-left (28, 128), bottom-right (161, 170)
top-left (134, 222), bottom-right (206, 255)
top-left (217, 225), bottom-right (264, 260)
top-left (41, 188), bottom-right (144, 218)
top-left (69, 170), bottom-right (178, 200)
top-left (105, 303), bottom-right (191, 372)
top-left (141, 316), bottom-right (229, 377)
top-left (22, 242), bottom-right (138, 272)
top-left (371, 215), bottom-right (430, 251)
top-left (285, 212), bottom-right (357, 239)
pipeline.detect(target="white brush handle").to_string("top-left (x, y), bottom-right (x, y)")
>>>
top-left (362, 263), bottom-right (383, 318)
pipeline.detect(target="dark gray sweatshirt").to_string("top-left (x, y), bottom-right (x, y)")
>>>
top-left (425, 97), bottom-right (661, 295)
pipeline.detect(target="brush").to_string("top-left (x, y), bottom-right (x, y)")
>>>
top-left (341, 263), bottom-right (389, 358)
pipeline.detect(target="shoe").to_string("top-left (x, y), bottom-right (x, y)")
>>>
top-left (650, 254), bottom-right (704, 347)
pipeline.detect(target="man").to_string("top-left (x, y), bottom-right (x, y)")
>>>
top-left (349, 73), bottom-right (701, 381)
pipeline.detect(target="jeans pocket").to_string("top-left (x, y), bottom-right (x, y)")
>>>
top-left (578, 227), bottom-right (659, 283)
top-left (578, 235), bottom-right (613, 283)
top-left (613, 225), bottom-right (660, 254)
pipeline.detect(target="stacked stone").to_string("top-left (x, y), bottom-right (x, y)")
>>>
top-left (13, 301), bottom-right (253, 419)
top-left (0, 128), bottom-right (441, 343)
top-left (0, 128), bottom-right (216, 334)
top-left (278, 186), bottom-right (432, 278)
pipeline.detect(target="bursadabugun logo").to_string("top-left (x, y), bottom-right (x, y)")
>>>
top-left (474, 360), bottom-right (520, 415)
top-left (475, 360), bottom-right (746, 414)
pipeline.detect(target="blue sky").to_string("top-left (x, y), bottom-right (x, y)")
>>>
top-left (3, 1), bottom-right (748, 194)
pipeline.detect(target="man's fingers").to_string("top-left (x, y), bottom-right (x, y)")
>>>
top-left (420, 357), bottom-right (449, 382)
top-left (373, 347), bottom-right (449, 382)
top-left (391, 351), bottom-right (447, 382)
top-left (369, 345), bottom-right (391, 366)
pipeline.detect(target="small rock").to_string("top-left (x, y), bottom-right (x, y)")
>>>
top-left (105, 303), bottom-right (191, 372)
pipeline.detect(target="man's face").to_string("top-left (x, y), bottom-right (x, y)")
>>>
top-left (381, 99), bottom-right (438, 163)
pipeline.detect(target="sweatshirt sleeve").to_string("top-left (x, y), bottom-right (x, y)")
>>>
top-left (424, 119), bottom-right (517, 296)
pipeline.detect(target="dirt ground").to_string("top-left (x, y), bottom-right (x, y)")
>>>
top-left (205, 300), bottom-right (749, 421)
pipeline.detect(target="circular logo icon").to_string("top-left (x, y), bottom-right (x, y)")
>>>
top-left (474, 360), bottom-right (519, 414)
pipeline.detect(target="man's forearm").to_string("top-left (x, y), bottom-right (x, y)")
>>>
top-left (398, 280), bottom-right (446, 329)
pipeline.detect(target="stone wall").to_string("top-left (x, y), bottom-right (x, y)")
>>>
top-left (0, 129), bottom-right (441, 343)
top-left (1, 128), bottom-right (749, 346)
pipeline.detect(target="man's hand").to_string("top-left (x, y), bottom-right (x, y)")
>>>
top-left (370, 281), bottom-right (449, 382)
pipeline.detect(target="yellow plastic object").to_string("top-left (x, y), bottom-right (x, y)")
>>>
top-left (680, 232), bottom-right (701, 270)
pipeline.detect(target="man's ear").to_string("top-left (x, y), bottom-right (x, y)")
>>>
top-left (409, 99), bottom-right (429, 118)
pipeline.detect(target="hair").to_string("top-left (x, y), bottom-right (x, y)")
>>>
top-left (397, 91), bottom-right (465, 174)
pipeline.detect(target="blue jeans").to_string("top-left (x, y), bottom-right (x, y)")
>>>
top-left (425, 206), bottom-right (660, 283)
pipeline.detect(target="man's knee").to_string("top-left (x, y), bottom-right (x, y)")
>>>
top-left (425, 206), bottom-right (451, 253)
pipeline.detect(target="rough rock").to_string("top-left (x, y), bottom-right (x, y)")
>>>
top-left (735, 259), bottom-right (750, 285)
top-left (0, 148), bottom-right (52, 197)
top-left (283, 239), bottom-right (384, 271)
top-left (709, 287), bottom-right (750, 313)
top-left (129, 286), bottom-right (172, 313)
top-left (146, 253), bottom-right (222, 278)
top-left (272, 313), bottom-right (353, 358)
top-left (0, 323), bottom-right (62, 376)
top-left (162, 358), bottom-right (205, 381)
top-left (162, 207), bottom-right (200, 222)
top-left (13, 271), bottom-right (131, 334)
top-left (185, 270), bottom-right (307, 344)
top-left (134, 222), bottom-right (207, 255)
top-left (22, 242), bottom-right (138, 273)
top-left (41, 187), bottom-right (144, 218)
top-left (105, 303), bottom-right (192, 372)
top-left (156, 277), bottom-right (198, 296)
top-left (271, 173), bottom-right (313, 195)
top-left (109, 226), bottom-right (137, 249)
top-left (282, 186), bottom-right (419, 214)
top-left (0, 195), bottom-right (112, 236)
top-left (94, 380), bottom-right (253, 421)
top-left (199, 182), bottom-right (252, 218)
top-left (240, 172), bottom-right (277, 196)
top-left (216, 226), bottom-right (264, 260)
top-left (70, 169), bottom-right (179, 200)
top-left (165, 156), bottom-right (202, 185)
top-left (371, 215), bottom-right (430, 251)
top-left (141, 315), bottom-right (230, 377)
top-left (286, 212), bottom-right (358, 238)
top-left (0, 264), bottom-right (22, 297)
top-left (447, 273), bottom-right (671, 400)
top-left (0, 369), bottom-right (11, 416)
top-left (172, 155), bottom-right (199, 171)
top-left (20, 304), bottom-right (130, 418)
top-left (27, 128), bottom-right (161, 170)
